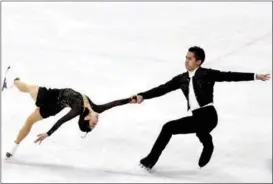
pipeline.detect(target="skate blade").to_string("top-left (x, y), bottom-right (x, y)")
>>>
top-left (2, 66), bottom-right (11, 91)
top-left (139, 163), bottom-right (151, 173)
top-left (4, 152), bottom-right (13, 161)
top-left (1, 78), bottom-right (7, 91)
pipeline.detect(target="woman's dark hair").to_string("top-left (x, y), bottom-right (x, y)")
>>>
top-left (78, 107), bottom-right (92, 133)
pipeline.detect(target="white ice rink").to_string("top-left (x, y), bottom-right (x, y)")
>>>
top-left (1, 2), bottom-right (272, 183)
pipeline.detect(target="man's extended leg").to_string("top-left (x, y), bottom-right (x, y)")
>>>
top-left (140, 115), bottom-right (198, 170)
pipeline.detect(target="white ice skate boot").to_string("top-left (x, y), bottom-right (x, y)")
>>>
top-left (2, 66), bottom-right (19, 91)
top-left (6, 142), bottom-right (19, 159)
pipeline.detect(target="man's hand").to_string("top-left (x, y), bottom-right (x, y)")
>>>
top-left (34, 133), bottom-right (48, 145)
top-left (130, 95), bottom-right (144, 104)
top-left (256, 74), bottom-right (271, 81)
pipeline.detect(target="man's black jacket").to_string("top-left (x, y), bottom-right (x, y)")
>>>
top-left (138, 67), bottom-right (255, 110)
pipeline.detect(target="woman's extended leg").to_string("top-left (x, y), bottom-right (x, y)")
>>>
top-left (6, 108), bottom-right (43, 158)
top-left (15, 108), bottom-right (43, 144)
top-left (14, 79), bottom-right (39, 102)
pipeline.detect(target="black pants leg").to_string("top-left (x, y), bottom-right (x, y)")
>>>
top-left (196, 133), bottom-right (214, 167)
top-left (141, 106), bottom-right (218, 169)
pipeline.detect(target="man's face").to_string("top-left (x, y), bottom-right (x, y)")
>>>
top-left (185, 51), bottom-right (201, 71)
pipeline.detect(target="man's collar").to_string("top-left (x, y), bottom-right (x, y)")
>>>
top-left (188, 67), bottom-right (200, 78)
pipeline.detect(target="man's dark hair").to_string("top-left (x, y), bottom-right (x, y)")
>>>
top-left (188, 46), bottom-right (205, 65)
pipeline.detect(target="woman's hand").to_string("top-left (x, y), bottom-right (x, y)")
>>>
top-left (34, 133), bottom-right (48, 145)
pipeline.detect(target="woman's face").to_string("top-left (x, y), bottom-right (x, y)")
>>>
top-left (88, 113), bottom-right (99, 129)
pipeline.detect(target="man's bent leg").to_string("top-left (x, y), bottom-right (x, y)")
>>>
top-left (140, 116), bottom-right (198, 169)
top-left (196, 133), bottom-right (214, 168)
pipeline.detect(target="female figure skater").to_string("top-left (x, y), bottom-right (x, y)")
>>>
top-left (3, 67), bottom-right (134, 158)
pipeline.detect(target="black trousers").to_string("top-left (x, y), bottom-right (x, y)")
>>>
top-left (142, 105), bottom-right (218, 168)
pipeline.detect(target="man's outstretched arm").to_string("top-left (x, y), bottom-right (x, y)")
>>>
top-left (131, 74), bottom-right (183, 104)
top-left (209, 69), bottom-right (270, 82)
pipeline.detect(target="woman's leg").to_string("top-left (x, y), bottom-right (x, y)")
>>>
top-left (15, 108), bottom-right (43, 144)
top-left (14, 79), bottom-right (39, 102)
top-left (7, 108), bottom-right (43, 158)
